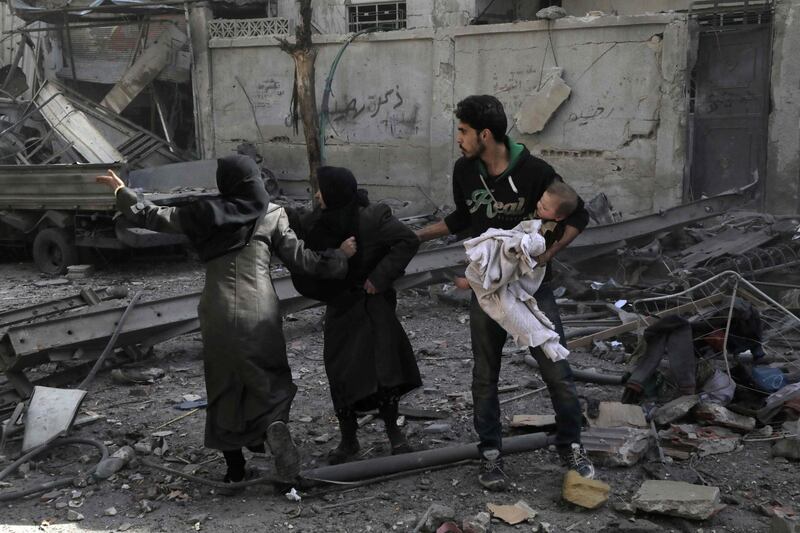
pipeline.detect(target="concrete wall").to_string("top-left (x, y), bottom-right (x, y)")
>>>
top-left (205, 14), bottom-right (690, 217)
top-left (766, 0), bottom-right (800, 214)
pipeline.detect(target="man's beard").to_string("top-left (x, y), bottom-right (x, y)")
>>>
top-left (465, 138), bottom-right (486, 161)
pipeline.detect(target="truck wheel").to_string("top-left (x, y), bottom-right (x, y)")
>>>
top-left (32, 228), bottom-right (79, 275)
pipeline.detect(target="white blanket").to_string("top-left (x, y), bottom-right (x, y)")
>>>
top-left (464, 220), bottom-right (569, 362)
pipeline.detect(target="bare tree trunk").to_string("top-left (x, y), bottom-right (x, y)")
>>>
top-left (278, 0), bottom-right (321, 198)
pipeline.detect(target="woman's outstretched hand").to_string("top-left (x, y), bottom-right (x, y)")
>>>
top-left (339, 236), bottom-right (357, 257)
top-left (96, 169), bottom-right (125, 193)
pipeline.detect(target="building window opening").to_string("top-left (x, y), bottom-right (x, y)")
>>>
top-left (348, 2), bottom-right (406, 32)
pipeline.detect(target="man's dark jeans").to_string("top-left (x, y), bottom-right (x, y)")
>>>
top-left (470, 283), bottom-right (582, 453)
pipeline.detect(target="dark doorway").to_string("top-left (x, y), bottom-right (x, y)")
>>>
top-left (688, 2), bottom-right (772, 201)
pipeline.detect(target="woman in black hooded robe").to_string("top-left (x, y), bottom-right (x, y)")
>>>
top-left (97, 156), bottom-right (356, 482)
top-left (290, 166), bottom-right (421, 464)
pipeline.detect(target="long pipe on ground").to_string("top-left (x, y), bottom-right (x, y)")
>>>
top-left (139, 434), bottom-right (553, 491)
top-left (302, 432), bottom-right (552, 484)
top-left (524, 354), bottom-right (625, 385)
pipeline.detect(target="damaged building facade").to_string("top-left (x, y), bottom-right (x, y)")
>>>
top-left (187, 0), bottom-right (800, 216)
top-left (0, 0), bottom-right (798, 216)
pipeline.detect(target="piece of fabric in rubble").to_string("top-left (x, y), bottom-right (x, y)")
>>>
top-left (701, 369), bottom-right (736, 405)
top-left (627, 315), bottom-right (697, 396)
top-left (464, 219), bottom-right (569, 362)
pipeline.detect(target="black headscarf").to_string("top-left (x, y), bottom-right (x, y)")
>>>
top-left (304, 166), bottom-right (368, 251)
top-left (291, 166), bottom-right (369, 301)
top-left (178, 155), bottom-right (269, 262)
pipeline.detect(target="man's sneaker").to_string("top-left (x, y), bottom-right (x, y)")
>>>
top-left (477, 449), bottom-right (507, 491)
top-left (559, 443), bottom-right (595, 479)
top-left (266, 421), bottom-right (300, 482)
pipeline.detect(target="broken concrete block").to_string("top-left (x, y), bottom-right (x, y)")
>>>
top-left (632, 480), bottom-right (724, 520)
top-left (772, 438), bottom-right (800, 461)
top-left (415, 504), bottom-right (456, 533)
top-left (693, 402), bottom-right (756, 432)
top-left (562, 470), bottom-right (610, 509)
top-left (659, 424), bottom-right (740, 458)
top-left (582, 427), bottom-right (651, 466)
top-left (654, 395), bottom-right (699, 426)
top-left (66, 510), bottom-right (84, 521)
top-left (592, 401), bottom-right (647, 428)
top-left (515, 71), bottom-right (571, 134)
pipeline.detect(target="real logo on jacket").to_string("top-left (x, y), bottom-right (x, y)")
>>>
top-left (466, 188), bottom-right (527, 219)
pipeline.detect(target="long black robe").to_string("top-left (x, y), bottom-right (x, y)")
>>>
top-left (294, 202), bottom-right (422, 411)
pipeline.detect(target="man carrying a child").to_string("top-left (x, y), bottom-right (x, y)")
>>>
top-left (415, 94), bottom-right (595, 490)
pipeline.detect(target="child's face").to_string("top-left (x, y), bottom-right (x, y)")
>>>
top-left (536, 192), bottom-right (562, 221)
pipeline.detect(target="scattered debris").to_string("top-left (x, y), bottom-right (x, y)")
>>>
top-left (414, 503), bottom-right (456, 533)
top-left (461, 511), bottom-right (491, 533)
top-left (692, 402), bottom-right (756, 432)
top-left (111, 367), bottom-right (167, 385)
top-left (659, 424), bottom-right (741, 458)
top-left (486, 500), bottom-right (538, 525)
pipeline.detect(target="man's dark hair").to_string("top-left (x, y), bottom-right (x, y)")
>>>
top-left (455, 95), bottom-right (507, 142)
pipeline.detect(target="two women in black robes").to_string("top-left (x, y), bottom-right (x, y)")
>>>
top-left (98, 156), bottom-right (356, 482)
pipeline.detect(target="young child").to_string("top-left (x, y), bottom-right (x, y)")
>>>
top-left (533, 180), bottom-right (579, 266)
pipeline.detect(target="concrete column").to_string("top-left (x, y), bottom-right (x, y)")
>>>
top-left (766, 0), bottom-right (800, 214)
top-left (653, 17), bottom-right (690, 211)
top-left (428, 28), bottom-right (457, 211)
top-left (187, 2), bottom-right (215, 159)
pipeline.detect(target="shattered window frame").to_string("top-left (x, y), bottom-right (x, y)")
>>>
top-left (347, 1), bottom-right (407, 33)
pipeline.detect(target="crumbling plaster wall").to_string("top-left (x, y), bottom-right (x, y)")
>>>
top-left (205, 14), bottom-right (690, 217)
top-left (766, 0), bottom-right (800, 214)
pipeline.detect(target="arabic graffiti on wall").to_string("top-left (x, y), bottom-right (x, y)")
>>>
top-left (252, 78), bottom-right (285, 108)
top-left (327, 86), bottom-right (421, 139)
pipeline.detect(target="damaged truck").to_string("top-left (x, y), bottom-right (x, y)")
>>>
top-left (0, 163), bottom-right (197, 275)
